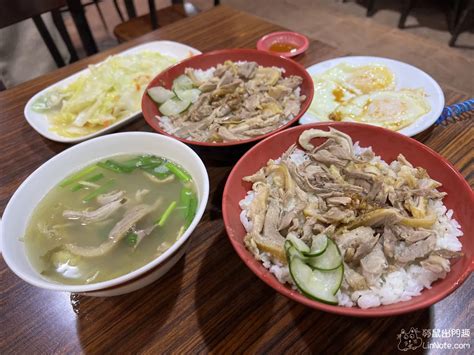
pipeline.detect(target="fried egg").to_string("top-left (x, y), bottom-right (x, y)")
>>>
top-left (332, 89), bottom-right (430, 130)
top-left (308, 78), bottom-right (355, 120)
top-left (320, 63), bottom-right (395, 94)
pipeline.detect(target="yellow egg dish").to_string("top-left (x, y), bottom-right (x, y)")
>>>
top-left (308, 78), bottom-right (355, 120)
top-left (332, 89), bottom-right (430, 130)
top-left (308, 62), bottom-right (431, 131)
top-left (319, 63), bottom-right (395, 94)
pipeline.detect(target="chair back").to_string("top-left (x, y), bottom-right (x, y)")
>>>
top-left (0, 0), bottom-right (66, 28)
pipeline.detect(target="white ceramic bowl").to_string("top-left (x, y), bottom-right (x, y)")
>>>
top-left (1, 132), bottom-right (209, 296)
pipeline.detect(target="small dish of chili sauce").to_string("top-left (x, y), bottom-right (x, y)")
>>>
top-left (257, 31), bottom-right (309, 58)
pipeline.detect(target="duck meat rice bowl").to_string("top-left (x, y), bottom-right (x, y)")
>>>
top-left (148, 60), bottom-right (306, 142)
top-left (239, 128), bottom-right (463, 308)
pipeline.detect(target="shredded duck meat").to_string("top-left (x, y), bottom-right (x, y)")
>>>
top-left (161, 61), bottom-right (305, 142)
top-left (241, 128), bottom-right (461, 293)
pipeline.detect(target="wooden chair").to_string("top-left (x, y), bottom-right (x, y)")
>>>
top-left (347, 0), bottom-right (472, 47)
top-left (449, 0), bottom-right (474, 46)
top-left (113, 0), bottom-right (220, 42)
top-left (78, 0), bottom-right (128, 33)
top-left (366, 0), bottom-right (410, 19)
top-left (0, 0), bottom-right (78, 67)
top-left (396, 0), bottom-right (472, 46)
top-left (366, 0), bottom-right (468, 31)
top-left (398, 0), bottom-right (416, 28)
top-left (366, 0), bottom-right (377, 17)
top-left (64, 0), bottom-right (99, 55)
top-left (81, 0), bottom-right (110, 32)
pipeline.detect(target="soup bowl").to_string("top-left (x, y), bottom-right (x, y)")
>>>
top-left (1, 132), bottom-right (209, 296)
top-left (142, 48), bottom-right (314, 150)
top-left (222, 122), bottom-right (473, 317)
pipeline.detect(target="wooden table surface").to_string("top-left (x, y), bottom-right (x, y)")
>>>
top-left (0, 5), bottom-right (472, 354)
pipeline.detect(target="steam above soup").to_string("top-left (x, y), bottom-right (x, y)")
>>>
top-left (24, 154), bottom-right (197, 285)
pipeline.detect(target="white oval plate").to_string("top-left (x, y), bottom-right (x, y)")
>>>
top-left (24, 41), bottom-right (201, 144)
top-left (299, 56), bottom-right (445, 137)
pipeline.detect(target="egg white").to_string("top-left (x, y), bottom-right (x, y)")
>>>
top-left (308, 77), bottom-right (355, 120)
top-left (333, 89), bottom-right (430, 130)
top-left (319, 63), bottom-right (395, 95)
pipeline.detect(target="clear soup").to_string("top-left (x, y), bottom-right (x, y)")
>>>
top-left (24, 154), bottom-right (197, 285)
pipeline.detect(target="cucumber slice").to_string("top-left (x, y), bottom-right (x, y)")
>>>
top-left (285, 240), bottom-right (305, 260)
top-left (288, 253), bottom-right (341, 304)
top-left (285, 240), bottom-right (297, 259)
top-left (286, 233), bottom-right (310, 254)
top-left (327, 264), bottom-right (344, 295)
top-left (307, 238), bottom-right (342, 270)
top-left (172, 75), bottom-right (194, 90)
top-left (159, 98), bottom-right (191, 117)
top-left (147, 87), bottom-right (175, 104)
top-left (316, 264), bottom-right (343, 295)
top-left (175, 88), bottom-right (201, 103)
top-left (303, 234), bottom-right (328, 257)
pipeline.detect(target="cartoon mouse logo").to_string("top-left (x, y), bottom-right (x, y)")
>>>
top-left (397, 327), bottom-right (423, 351)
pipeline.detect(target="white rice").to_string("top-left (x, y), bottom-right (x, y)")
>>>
top-left (240, 144), bottom-right (464, 309)
top-left (192, 67), bottom-right (216, 83)
top-left (288, 148), bottom-right (309, 165)
top-left (158, 116), bottom-right (175, 133)
top-left (239, 191), bottom-right (255, 233)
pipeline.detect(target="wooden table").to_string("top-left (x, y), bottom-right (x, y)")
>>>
top-left (0, 5), bottom-right (472, 354)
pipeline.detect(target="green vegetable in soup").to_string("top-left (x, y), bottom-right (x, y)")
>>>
top-left (82, 179), bottom-right (116, 202)
top-left (179, 187), bottom-right (198, 227)
top-left (71, 173), bottom-right (105, 192)
top-left (165, 162), bottom-right (191, 182)
top-left (185, 195), bottom-right (198, 227)
top-left (97, 155), bottom-right (171, 179)
top-left (156, 201), bottom-right (177, 227)
top-left (136, 155), bottom-right (164, 168)
top-left (179, 187), bottom-right (193, 211)
top-left (141, 163), bottom-right (171, 180)
top-left (59, 165), bottom-right (97, 187)
top-left (126, 232), bottom-right (138, 246)
top-left (97, 160), bottom-right (134, 173)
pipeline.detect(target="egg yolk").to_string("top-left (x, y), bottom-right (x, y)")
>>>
top-left (347, 66), bottom-right (394, 93)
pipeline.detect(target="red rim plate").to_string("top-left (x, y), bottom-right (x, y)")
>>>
top-left (222, 122), bottom-right (473, 317)
top-left (141, 48), bottom-right (314, 147)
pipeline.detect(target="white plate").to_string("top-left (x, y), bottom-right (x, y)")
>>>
top-left (24, 41), bottom-right (201, 144)
top-left (299, 56), bottom-right (445, 137)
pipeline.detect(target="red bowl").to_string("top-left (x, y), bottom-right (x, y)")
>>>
top-left (222, 122), bottom-right (473, 317)
top-left (257, 31), bottom-right (309, 58)
top-left (141, 49), bottom-right (314, 147)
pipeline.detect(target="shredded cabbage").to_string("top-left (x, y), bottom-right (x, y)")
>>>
top-left (32, 51), bottom-right (177, 137)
